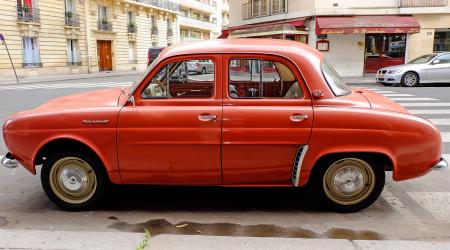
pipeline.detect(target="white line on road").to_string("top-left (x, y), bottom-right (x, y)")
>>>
top-left (409, 109), bottom-right (450, 114)
top-left (383, 94), bottom-right (414, 97)
top-left (373, 91), bottom-right (396, 94)
top-left (381, 188), bottom-right (422, 225)
top-left (441, 132), bottom-right (450, 142)
top-left (391, 97), bottom-right (438, 101)
top-left (401, 103), bottom-right (450, 107)
top-left (365, 88), bottom-right (381, 91)
top-left (428, 119), bottom-right (450, 126)
top-left (443, 154), bottom-right (450, 162)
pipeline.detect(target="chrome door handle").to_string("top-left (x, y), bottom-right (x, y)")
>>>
top-left (199, 113), bottom-right (217, 122)
top-left (290, 114), bottom-right (309, 122)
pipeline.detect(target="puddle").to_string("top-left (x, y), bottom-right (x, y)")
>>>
top-left (0, 216), bottom-right (9, 227)
top-left (108, 219), bottom-right (383, 240)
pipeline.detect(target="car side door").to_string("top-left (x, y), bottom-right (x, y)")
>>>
top-left (222, 54), bottom-right (313, 185)
top-left (117, 54), bottom-right (223, 184)
top-left (426, 54), bottom-right (450, 83)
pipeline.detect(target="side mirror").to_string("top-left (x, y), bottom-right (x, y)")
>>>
top-left (432, 59), bottom-right (440, 65)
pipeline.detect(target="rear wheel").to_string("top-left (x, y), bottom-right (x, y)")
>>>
top-left (401, 72), bottom-right (419, 87)
top-left (201, 67), bottom-right (206, 74)
top-left (41, 150), bottom-right (108, 211)
top-left (313, 156), bottom-right (385, 212)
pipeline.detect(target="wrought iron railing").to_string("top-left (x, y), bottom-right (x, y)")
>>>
top-left (399, 0), bottom-right (448, 7)
top-left (128, 24), bottom-right (137, 33)
top-left (98, 20), bottom-right (113, 31)
top-left (17, 6), bottom-right (40, 22)
top-left (130, 0), bottom-right (180, 12)
top-left (22, 62), bottom-right (43, 68)
top-left (67, 61), bottom-right (82, 66)
top-left (167, 28), bottom-right (174, 37)
top-left (151, 26), bottom-right (159, 35)
top-left (129, 59), bottom-right (138, 64)
top-left (242, 0), bottom-right (287, 20)
top-left (65, 12), bottom-right (80, 27)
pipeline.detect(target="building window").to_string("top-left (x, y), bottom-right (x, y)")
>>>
top-left (17, 0), bottom-right (39, 22)
top-left (67, 39), bottom-right (81, 66)
top-left (151, 15), bottom-right (158, 35)
top-left (22, 37), bottom-right (41, 68)
top-left (129, 42), bottom-right (137, 64)
top-left (127, 11), bottom-right (136, 33)
top-left (65, 0), bottom-right (79, 26)
top-left (98, 6), bottom-right (112, 31)
top-left (434, 31), bottom-right (450, 52)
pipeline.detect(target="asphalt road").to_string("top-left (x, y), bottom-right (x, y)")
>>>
top-left (1, 76), bottom-right (450, 242)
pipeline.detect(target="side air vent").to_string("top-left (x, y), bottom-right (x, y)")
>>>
top-left (291, 145), bottom-right (309, 187)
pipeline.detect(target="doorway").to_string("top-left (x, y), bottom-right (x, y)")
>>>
top-left (364, 34), bottom-right (407, 73)
top-left (97, 40), bottom-right (112, 71)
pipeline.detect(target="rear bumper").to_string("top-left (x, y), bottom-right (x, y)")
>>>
top-left (1, 153), bottom-right (19, 169)
top-left (432, 157), bottom-right (448, 170)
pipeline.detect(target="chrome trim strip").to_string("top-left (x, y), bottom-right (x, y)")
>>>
top-left (433, 157), bottom-right (448, 170)
top-left (292, 145), bottom-right (308, 187)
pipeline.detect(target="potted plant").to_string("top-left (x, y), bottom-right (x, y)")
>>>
top-left (66, 11), bottom-right (73, 18)
top-left (101, 18), bottom-right (108, 25)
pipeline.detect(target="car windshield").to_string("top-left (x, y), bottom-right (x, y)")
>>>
top-left (129, 54), bottom-right (162, 96)
top-left (408, 54), bottom-right (437, 64)
top-left (322, 59), bottom-right (351, 96)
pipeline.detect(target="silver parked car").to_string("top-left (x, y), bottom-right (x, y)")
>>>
top-left (376, 52), bottom-right (450, 87)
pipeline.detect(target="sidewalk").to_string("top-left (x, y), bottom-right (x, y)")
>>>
top-left (1, 70), bottom-right (144, 85)
top-left (0, 229), bottom-right (449, 250)
top-left (343, 76), bottom-right (377, 85)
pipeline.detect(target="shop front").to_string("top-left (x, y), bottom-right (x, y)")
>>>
top-left (315, 15), bottom-right (420, 75)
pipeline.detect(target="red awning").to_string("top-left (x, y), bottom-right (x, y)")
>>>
top-left (219, 17), bottom-right (305, 39)
top-left (316, 16), bottom-right (420, 35)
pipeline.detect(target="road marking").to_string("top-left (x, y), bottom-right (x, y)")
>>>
top-left (428, 119), bottom-right (450, 126)
top-left (441, 132), bottom-right (450, 142)
top-left (401, 103), bottom-right (450, 107)
top-left (383, 94), bottom-right (414, 97)
top-left (391, 97), bottom-right (438, 101)
top-left (407, 192), bottom-right (450, 223)
top-left (443, 154), bottom-right (450, 162)
top-left (365, 88), bottom-right (381, 91)
top-left (373, 91), bottom-right (396, 94)
top-left (409, 109), bottom-right (450, 114)
top-left (381, 188), bottom-right (422, 225)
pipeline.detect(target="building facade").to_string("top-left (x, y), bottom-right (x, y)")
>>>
top-left (225, 0), bottom-right (450, 77)
top-left (0, 0), bottom-right (226, 80)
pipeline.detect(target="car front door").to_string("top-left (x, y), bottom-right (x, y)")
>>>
top-left (117, 55), bottom-right (222, 184)
top-left (222, 55), bottom-right (313, 185)
top-left (426, 54), bottom-right (450, 83)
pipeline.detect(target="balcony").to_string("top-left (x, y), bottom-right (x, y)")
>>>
top-left (129, 59), bottom-right (138, 64)
top-left (179, 15), bottom-right (216, 31)
top-left (17, 6), bottom-right (40, 23)
top-left (128, 0), bottom-right (180, 12)
top-left (400, 0), bottom-right (448, 7)
top-left (167, 28), bottom-right (174, 37)
top-left (128, 23), bottom-right (137, 33)
top-left (242, 0), bottom-right (287, 20)
top-left (98, 20), bottom-right (113, 31)
top-left (22, 62), bottom-right (43, 68)
top-left (67, 61), bottom-right (82, 66)
top-left (181, 0), bottom-right (216, 13)
top-left (181, 36), bottom-right (205, 42)
top-left (65, 12), bottom-right (80, 27)
top-left (151, 26), bottom-right (159, 35)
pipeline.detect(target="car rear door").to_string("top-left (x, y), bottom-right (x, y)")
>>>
top-left (117, 54), bottom-right (222, 184)
top-left (221, 54), bottom-right (313, 185)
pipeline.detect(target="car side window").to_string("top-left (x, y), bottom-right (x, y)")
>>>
top-left (229, 59), bottom-right (303, 99)
top-left (435, 54), bottom-right (450, 64)
top-left (142, 59), bottom-right (214, 99)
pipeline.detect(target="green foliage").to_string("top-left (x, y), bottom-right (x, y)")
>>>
top-left (135, 229), bottom-right (151, 250)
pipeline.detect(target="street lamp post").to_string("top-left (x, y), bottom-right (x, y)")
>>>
top-left (0, 33), bottom-right (19, 83)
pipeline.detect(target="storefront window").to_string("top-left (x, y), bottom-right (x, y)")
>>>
top-left (364, 34), bottom-right (406, 73)
top-left (434, 31), bottom-right (450, 52)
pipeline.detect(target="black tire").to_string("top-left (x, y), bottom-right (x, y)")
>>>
top-left (401, 72), bottom-right (419, 87)
top-left (311, 155), bottom-right (385, 213)
top-left (201, 67), bottom-right (206, 74)
top-left (41, 150), bottom-right (109, 211)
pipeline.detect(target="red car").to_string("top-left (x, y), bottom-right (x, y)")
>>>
top-left (2, 39), bottom-right (446, 212)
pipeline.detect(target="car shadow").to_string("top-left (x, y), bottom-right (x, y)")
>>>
top-left (383, 82), bottom-right (450, 87)
top-left (97, 185), bottom-right (324, 213)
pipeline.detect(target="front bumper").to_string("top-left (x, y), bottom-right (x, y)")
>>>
top-left (432, 157), bottom-right (448, 170)
top-left (1, 153), bottom-right (19, 169)
top-left (375, 72), bottom-right (403, 84)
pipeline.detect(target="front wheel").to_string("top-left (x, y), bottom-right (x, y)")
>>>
top-left (41, 151), bottom-right (108, 211)
top-left (314, 156), bottom-right (385, 212)
top-left (401, 72), bottom-right (419, 87)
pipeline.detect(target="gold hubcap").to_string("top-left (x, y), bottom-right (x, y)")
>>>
top-left (49, 157), bottom-right (97, 204)
top-left (323, 158), bottom-right (375, 206)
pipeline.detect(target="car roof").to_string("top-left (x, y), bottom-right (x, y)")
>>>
top-left (159, 39), bottom-right (322, 60)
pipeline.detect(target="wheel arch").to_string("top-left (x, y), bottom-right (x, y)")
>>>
top-left (32, 136), bottom-right (115, 183)
top-left (402, 70), bottom-right (420, 83)
top-left (305, 151), bottom-right (394, 187)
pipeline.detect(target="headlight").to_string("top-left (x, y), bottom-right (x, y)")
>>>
top-left (387, 69), bottom-right (402, 74)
